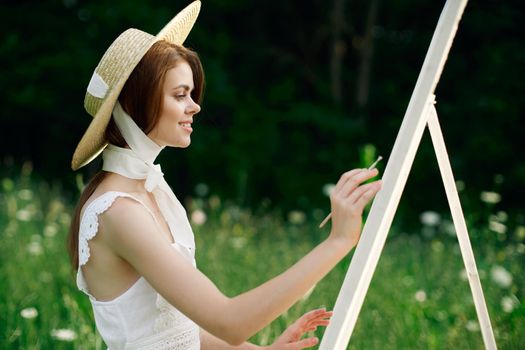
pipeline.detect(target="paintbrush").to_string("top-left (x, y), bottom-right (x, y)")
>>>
top-left (319, 156), bottom-right (383, 229)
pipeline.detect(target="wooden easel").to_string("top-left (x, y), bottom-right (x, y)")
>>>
top-left (319, 1), bottom-right (498, 349)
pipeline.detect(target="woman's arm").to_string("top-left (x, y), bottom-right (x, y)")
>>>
top-left (101, 168), bottom-right (381, 345)
top-left (200, 328), bottom-right (261, 349)
top-left (200, 308), bottom-right (332, 350)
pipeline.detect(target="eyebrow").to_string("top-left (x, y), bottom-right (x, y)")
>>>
top-left (172, 84), bottom-right (192, 91)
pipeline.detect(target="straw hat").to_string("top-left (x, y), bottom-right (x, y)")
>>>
top-left (71, 1), bottom-right (201, 170)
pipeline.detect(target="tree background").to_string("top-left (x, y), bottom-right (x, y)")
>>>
top-left (1, 0), bottom-right (523, 225)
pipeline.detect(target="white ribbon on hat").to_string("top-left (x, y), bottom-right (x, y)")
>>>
top-left (102, 101), bottom-right (196, 255)
top-left (87, 71), bottom-right (109, 99)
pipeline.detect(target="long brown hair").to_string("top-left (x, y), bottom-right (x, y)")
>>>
top-left (68, 40), bottom-right (205, 270)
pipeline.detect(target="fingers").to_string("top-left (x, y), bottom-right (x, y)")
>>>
top-left (333, 169), bottom-right (364, 193)
top-left (306, 319), bottom-right (331, 328)
top-left (338, 168), bottom-right (379, 198)
top-left (280, 308), bottom-right (333, 345)
top-left (298, 309), bottom-right (332, 326)
top-left (347, 180), bottom-right (382, 206)
top-left (300, 310), bottom-right (332, 333)
top-left (291, 308), bottom-right (329, 330)
top-left (330, 168), bottom-right (381, 222)
top-left (331, 168), bottom-right (379, 214)
top-left (286, 337), bottom-right (319, 349)
top-left (353, 185), bottom-right (381, 211)
top-left (298, 308), bottom-right (330, 322)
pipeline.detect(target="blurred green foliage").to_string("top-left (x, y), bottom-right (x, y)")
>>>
top-left (1, 167), bottom-right (524, 349)
top-left (0, 0), bottom-right (523, 221)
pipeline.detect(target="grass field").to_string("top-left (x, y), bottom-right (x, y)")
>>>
top-left (1, 168), bottom-right (523, 349)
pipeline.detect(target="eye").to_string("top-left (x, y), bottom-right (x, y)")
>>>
top-left (175, 94), bottom-right (186, 100)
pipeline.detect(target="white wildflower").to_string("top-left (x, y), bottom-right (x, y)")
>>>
top-left (191, 209), bottom-right (207, 226)
top-left (480, 191), bottom-right (501, 204)
top-left (51, 329), bottom-right (77, 342)
top-left (44, 224), bottom-right (59, 237)
top-left (27, 241), bottom-right (42, 256)
top-left (491, 265), bottom-right (512, 288)
top-left (288, 210), bottom-right (306, 225)
top-left (488, 221), bottom-right (507, 234)
top-left (20, 307), bottom-right (38, 319)
top-left (465, 320), bottom-right (480, 332)
top-left (231, 237), bottom-right (247, 249)
top-left (488, 214), bottom-right (498, 222)
top-left (59, 212), bottom-right (71, 226)
top-left (501, 295), bottom-right (519, 313)
top-left (455, 180), bottom-right (465, 191)
top-left (496, 211), bottom-right (508, 222)
top-left (322, 183), bottom-right (335, 197)
top-left (16, 209), bottom-right (32, 222)
top-left (18, 189), bottom-right (34, 200)
top-left (420, 211), bottom-right (441, 226)
top-left (435, 311), bottom-right (447, 321)
top-left (414, 290), bottom-right (427, 302)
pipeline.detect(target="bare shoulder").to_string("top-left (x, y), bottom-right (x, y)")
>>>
top-left (80, 172), bottom-right (146, 219)
top-left (98, 195), bottom-right (155, 244)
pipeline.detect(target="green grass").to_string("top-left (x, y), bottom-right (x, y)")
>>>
top-left (1, 169), bottom-right (523, 349)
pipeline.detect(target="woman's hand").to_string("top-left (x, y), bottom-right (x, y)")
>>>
top-left (265, 308), bottom-right (333, 349)
top-left (328, 168), bottom-right (382, 248)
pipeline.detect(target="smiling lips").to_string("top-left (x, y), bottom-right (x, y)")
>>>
top-left (179, 121), bottom-right (193, 132)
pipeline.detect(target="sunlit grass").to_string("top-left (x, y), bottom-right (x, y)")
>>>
top-left (1, 166), bottom-right (523, 349)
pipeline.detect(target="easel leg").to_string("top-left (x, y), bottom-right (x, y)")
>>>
top-left (427, 105), bottom-right (498, 350)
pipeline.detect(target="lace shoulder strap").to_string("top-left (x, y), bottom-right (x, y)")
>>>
top-left (76, 191), bottom-right (158, 297)
top-left (78, 191), bottom-right (156, 267)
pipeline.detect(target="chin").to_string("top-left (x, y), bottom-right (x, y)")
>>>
top-left (170, 139), bottom-right (191, 148)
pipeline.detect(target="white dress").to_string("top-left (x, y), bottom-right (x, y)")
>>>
top-left (76, 191), bottom-right (201, 350)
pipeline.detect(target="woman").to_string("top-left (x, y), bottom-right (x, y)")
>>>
top-left (68, 1), bottom-right (382, 349)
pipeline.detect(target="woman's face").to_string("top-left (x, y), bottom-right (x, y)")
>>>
top-left (148, 61), bottom-right (201, 148)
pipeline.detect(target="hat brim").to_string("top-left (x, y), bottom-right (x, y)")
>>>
top-left (71, 0), bottom-right (201, 170)
top-left (71, 80), bottom-right (125, 170)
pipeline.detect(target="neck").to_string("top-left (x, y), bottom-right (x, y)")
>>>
top-left (112, 101), bottom-right (165, 164)
top-left (103, 171), bottom-right (148, 193)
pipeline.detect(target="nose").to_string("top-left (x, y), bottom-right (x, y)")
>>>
top-left (187, 99), bottom-right (201, 115)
